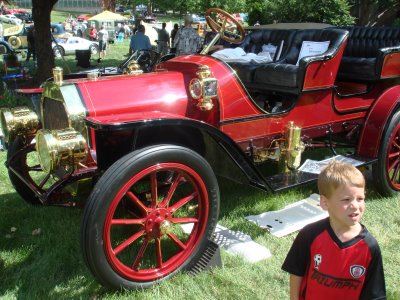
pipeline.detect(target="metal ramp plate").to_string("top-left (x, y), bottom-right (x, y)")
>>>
top-left (246, 194), bottom-right (328, 237)
top-left (265, 155), bottom-right (376, 192)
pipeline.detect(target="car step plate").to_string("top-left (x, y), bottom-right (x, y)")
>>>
top-left (265, 155), bottom-right (376, 192)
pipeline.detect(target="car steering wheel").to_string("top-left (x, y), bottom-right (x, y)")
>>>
top-left (205, 8), bottom-right (245, 44)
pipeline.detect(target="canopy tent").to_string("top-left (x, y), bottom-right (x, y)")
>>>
top-left (88, 10), bottom-right (127, 21)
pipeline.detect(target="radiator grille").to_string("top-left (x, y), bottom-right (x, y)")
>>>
top-left (42, 97), bottom-right (69, 130)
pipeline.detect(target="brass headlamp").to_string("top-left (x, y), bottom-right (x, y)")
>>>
top-left (0, 107), bottom-right (39, 143)
top-left (36, 128), bottom-right (87, 173)
top-left (189, 65), bottom-right (218, 111)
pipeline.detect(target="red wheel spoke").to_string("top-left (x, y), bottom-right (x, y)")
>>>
top-left (171, 217), bottom-right (198, 224)
top-left (155, 238), bottom-right (163, 268)
top-left (169, 192), bottom-right (197, 213)
top-left (390, 161), bottom-right (400, 183)
top-left (388, 151), bottom-right (400, 159)
top-left (132, 237), bottom-right (150, 271)
top-left (111, 218), bottom-right (145, 225)
top-left (151, 173), bottom-right (158, 208)
top-left (38, 173), bottom-right (51, 188)
top-left (113, 229), bottom-right (145, 256)
top-left (159, 173), bottom-right (182, 208)
top-left (167, 233), bottom-right (187, 250)
top-left (388, 157), bottom-right (400, 172)
top-left (127, 191), bottom-right (149, 215)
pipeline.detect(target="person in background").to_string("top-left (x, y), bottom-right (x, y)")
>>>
top-left (129, 24), bottom-right (151, 55)
top-left (89, 26), bottom-right (97, 41)
top-left (26, 26), bottom-right (35, 61)
top-left (282, 161), bottom-right (386, 300)
top-left (173, 15), bottom-right (202, 55)
top-left (97, 26), bottom-right (109, 60)
top-left (170, 23), bottom-right (179, 53)
top-left (0, 22), bottom-right (3, 41)
top-left (153, 22), bottom-right (169, 56)
top-left (81, 21), bottom-right (88, 38)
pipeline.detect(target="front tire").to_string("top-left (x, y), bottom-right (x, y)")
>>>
top-left (7, 136), bottom-right (44, 205)
top-left (81, 145), bottom-right (219, 289)
top-left (372, 110), bottom-right (400, 196)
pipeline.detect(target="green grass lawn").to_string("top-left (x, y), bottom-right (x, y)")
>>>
top-left (1, 9), bottom-right (400, 300)
top-left (0, 145), bottom-right (399, 299)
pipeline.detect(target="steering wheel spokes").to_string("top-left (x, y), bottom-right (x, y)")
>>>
top-left (205, 8), bottom-right (245, 44)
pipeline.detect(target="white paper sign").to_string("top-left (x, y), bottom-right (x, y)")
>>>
top-left (296, 40), bottom-right (330, 66)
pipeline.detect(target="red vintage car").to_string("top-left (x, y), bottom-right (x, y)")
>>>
top-left (1, 8), bottom-right (400, 289)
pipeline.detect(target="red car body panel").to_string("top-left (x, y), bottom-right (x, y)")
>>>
top-left (303, 43), bottom-right (346, 90)
top-left (381, 52), bottom-right (400, 78)
top-left (357, 86), bottom-right (400, 157)
top-left (75, 72), bottom-right (189, 119)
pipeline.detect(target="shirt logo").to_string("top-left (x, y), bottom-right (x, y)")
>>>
top-left (350, 265), bottom-right (366, 278)
top-left (314, 254), bottom-right (322, 269)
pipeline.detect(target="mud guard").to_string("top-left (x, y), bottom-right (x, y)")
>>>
top-left (357, 86), bottom-right (400, 158)
top-left (85, 117), bottom-right (270, 192)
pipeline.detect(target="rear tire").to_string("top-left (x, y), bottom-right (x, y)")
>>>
top-left (81, 145), bottom-right (219, 289)
top-left (372, 110), bottom-right (400, 197)
top-left (89, 44), bottom-right (98, 55)
top-left (53, 46), bottom-right (64, 58)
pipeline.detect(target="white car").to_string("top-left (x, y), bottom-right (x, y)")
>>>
top-left (0, 14), bottom-right (23, 25)
top-left (52, 36), bottom-right (99, 57)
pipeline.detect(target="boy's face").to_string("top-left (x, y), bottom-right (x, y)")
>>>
top-left (320, 183), bottom-right (365, 228)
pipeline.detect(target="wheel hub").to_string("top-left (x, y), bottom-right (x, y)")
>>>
top-left (145, 208), bottom-right (172, 238)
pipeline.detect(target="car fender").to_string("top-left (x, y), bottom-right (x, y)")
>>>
top-left (85, 114), bottom-right (269, 191)
top-left (357, 85), bottom-right (400, 158)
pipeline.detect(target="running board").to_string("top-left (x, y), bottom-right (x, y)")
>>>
top-left (265, 156), bottom-right (377, 192)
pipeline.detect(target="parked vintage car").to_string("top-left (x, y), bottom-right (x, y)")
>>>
top-left (52, 36), bottom-right (99, 57)
top-left (14, 11), bottom-right (33, 24)
top-left (0, 14), bottom-right (22, 25)
top-left (3, 24), bottom-right (29, 49)
top-left (1, 8), bottom-right (400, 290)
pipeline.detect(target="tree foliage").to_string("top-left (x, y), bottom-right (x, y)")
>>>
top-left (247, 0), bottom-right (355, 26)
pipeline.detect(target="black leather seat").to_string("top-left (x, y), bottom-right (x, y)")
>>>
top-left (251, 28), bottom-right (348, 94)
top-left (228, 29), bottom-right (296, 84)
top-left (336, 27), bottom-right (400, 81)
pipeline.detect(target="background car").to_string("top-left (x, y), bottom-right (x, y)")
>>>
top-left (77, 14), bottom-right (92, 22)
top-left (52, 36), bottom-right (99, 57)
top-left (14, 12), bottom-right (33, 24)
top-left (0, 14), bottom-right (22, 25)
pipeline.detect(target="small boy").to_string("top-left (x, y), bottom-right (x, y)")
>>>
top-left (282, 161), bottom-right (386, 300)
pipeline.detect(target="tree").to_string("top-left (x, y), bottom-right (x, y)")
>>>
top-left (102, 0), bottom-right (116, 12)
top-left (248, 0), bottom-right (355, 26)
top-left (32, 0), bottom-right (58, 84)
top-left (349, 0), bottom-right (400, 26)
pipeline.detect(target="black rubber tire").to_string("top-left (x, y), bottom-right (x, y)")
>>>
top-left (7, 136), bottom-right (42, 205)
top-left (53, 46), bottom-right (64, 58)
top-left (81, 145), bottom-right (219, 289)
top-left (89, 44), bottom-right (98, 55)
top-left (372, 110), bottom-right (400, 197)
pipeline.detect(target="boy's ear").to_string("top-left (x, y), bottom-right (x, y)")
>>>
top-left (320, 195), bottom-right (329, 211)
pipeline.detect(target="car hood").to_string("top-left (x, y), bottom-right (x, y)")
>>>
top-left (64, 71), bottom-right (191, 120)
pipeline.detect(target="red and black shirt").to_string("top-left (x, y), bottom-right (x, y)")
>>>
top-left (282, 218), bottom-right (386, 299)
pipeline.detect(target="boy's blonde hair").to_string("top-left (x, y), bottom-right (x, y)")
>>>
top-left (318, 161), bottom-right (365, 198)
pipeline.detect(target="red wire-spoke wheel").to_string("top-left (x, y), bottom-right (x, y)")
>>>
top-left (373, 110), bottom-right (400, 196)
top-left (81, 145), bottom-right (219, 289)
